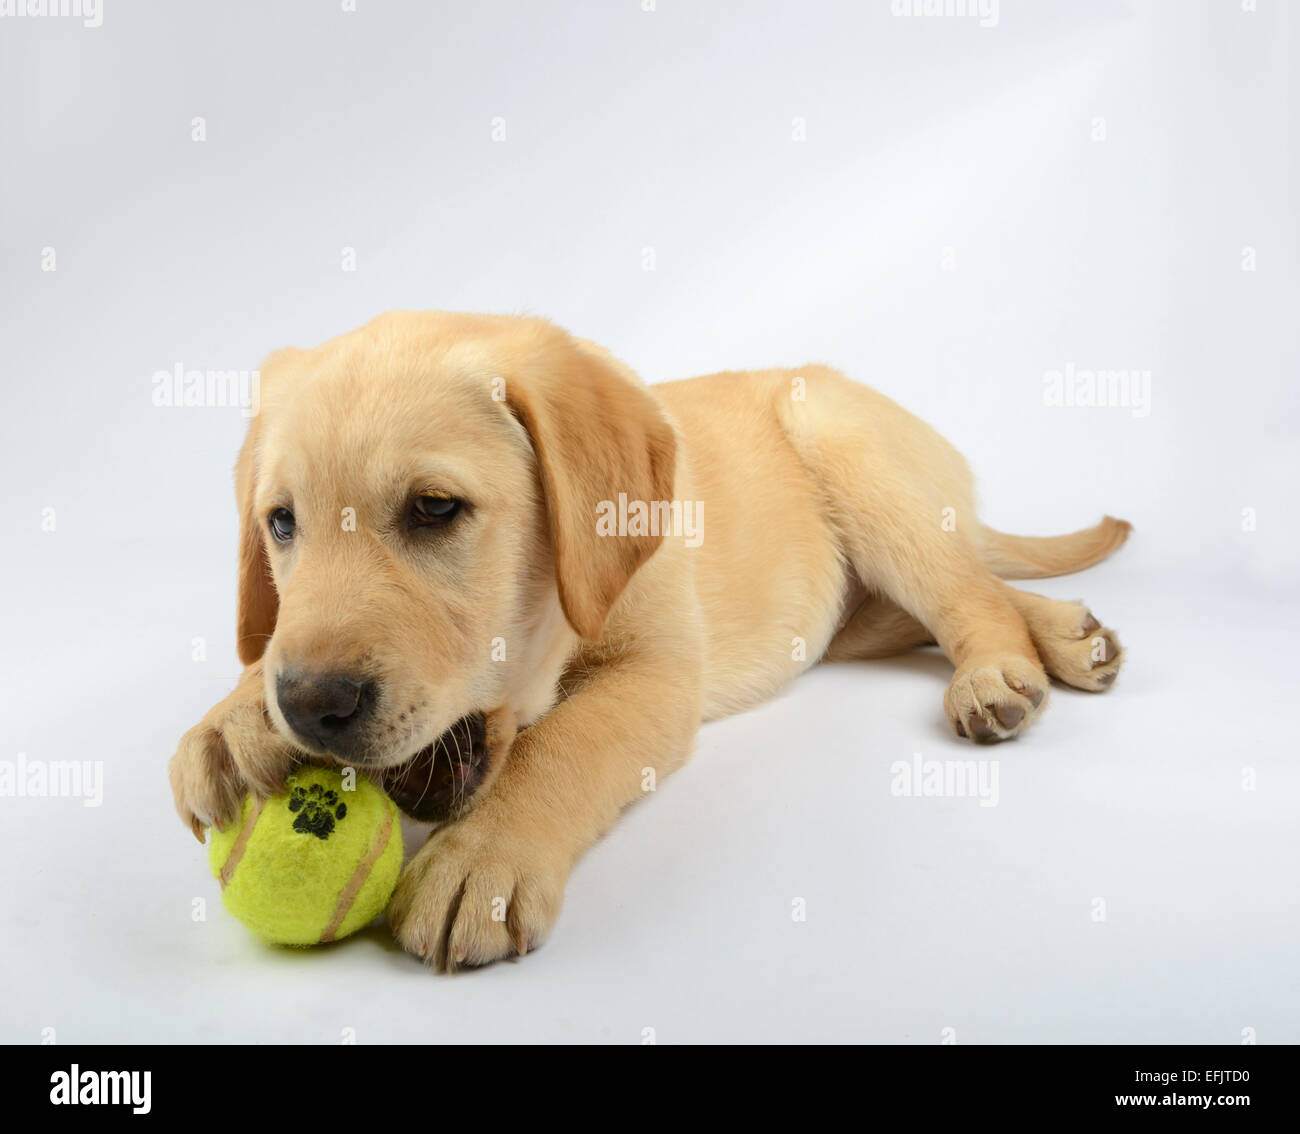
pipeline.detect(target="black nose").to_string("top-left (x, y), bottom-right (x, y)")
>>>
top-left (276, 671), bottom-right (376, 756)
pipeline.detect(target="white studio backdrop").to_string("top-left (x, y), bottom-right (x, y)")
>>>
top-left (0, 1), bottom-right (1296, 1043)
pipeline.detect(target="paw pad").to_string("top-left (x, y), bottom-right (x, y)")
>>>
top-left (991, 703), bottom-right (1024, 730)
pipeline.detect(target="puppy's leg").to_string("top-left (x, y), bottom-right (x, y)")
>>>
top-left (781, 369), bottom-right (1048, 741)
top-left (388, 658), bottom-right (700, 971)
top-left (168, 660), bottom-right (300, 839)
top-left (1006, 588), bottom-right (1124, 692)
top-left (856, 522), bottom-right (1048, 742)
top-left (832, 589), bottom-right (1126, 692)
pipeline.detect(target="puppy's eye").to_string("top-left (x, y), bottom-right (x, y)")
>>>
top-left (268, 507), bottom-right (296, 543)
top-left (409, 495), bottom-right (461, 528)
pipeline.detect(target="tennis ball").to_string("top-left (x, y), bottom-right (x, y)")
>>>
top-left (208, 766), bottom-right (402, 946)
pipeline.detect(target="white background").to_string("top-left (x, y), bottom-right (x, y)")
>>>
top-left (1, 0), bottom-right (1297, 1044)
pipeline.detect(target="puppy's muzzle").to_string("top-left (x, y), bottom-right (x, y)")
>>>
top-left (275, 670), bottom-right (376, 758)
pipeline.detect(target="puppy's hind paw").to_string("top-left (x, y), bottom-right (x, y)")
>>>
top-left (945, 658), bottom-right (1047, 743)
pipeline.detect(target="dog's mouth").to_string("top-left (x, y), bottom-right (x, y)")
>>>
top-left (380, 712), bottom-right (489, 822)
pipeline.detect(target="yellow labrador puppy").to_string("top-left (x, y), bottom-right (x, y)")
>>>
top-left (169, 311), bottom-right (1128, 969)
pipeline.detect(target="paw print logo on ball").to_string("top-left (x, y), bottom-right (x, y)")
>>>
top-left (287, 781), bottom-right (348, 840)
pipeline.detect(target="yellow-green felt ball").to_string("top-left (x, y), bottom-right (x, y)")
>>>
top-left (208, 766), bottom-right (402, 946)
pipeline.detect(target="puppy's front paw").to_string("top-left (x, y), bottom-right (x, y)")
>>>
top-left (388, 813), bottom-right (566, 972)
top-left (168, 664), bottom-right (299, 838)
top-left (945, 657), bottom-right (1047, 743)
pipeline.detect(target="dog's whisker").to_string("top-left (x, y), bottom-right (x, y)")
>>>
top-left (449, 723), bottom-right (466, 806)
top-left (408, 730), bottom-right (440, 816)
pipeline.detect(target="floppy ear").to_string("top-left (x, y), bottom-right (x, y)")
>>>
top-left (234, 414), bottom-right (277, 665)
top-left (234, 348), bottom-right (304, 665)
top-left (508, 345), bottom-right (677, 642)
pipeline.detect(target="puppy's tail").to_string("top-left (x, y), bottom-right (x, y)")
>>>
top-left (978, 516), bottom-right (1132, 580)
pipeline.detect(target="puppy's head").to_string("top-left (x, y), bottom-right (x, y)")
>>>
top-left (235, 312), bottom-right (675, 821)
